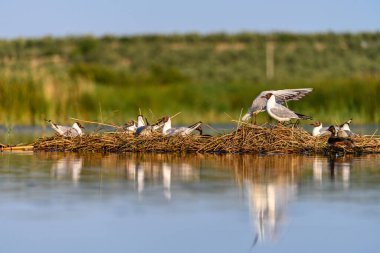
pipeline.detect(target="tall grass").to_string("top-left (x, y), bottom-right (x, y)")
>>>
top-left (0, 33), bottom-right (380, 125)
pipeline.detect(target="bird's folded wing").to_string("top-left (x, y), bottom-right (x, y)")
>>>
top-left (270, 105), bottom-right (298, 118)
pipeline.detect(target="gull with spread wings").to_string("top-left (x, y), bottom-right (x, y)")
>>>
top-left (242, 88), bottom-right (313, 123)
top-left (263, 93), bottom-right (312, 125)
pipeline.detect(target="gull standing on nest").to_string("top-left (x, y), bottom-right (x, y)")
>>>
top-left (46, 120), bottom-right (84, 137)
top-left (242, 88), bottom-right (313, 123)
top-left (161, 116), bottom-right (202, 136)
top-left (262, 93), bottom-right (312, 126)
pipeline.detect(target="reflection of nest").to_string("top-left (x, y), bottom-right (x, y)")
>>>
top-left (203, 154), bottom-right (306, 186)
top-left (37, 152), bottom-right (204, 181)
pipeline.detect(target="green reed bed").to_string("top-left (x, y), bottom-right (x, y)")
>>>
top-left (2, 33), bottom-right (380, 125)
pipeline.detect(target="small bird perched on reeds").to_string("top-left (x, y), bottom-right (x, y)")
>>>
top-left (46, 120), bottom-right (84, 137)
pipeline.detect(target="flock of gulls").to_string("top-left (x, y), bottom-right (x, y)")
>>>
top-left (46, 88), bottom-right (354, 146)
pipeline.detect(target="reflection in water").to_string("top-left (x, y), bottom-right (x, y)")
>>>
top-left (27, 152), bottom-right (362, 246)
top-left (246, 182), bottom-right (297, 244)
top-left (226, 155), bottom-right (302, 245)
top-left (312, 155), bottom-right (353, 188)
top-left (130, 159), bottom-right (199, 200)
top-left (328, 155), bottom-right (353, 189)
top-left (136, 163), bottom-right (145, 194)
top-left (43, 153), bottom-right (305, 244)
top-left (163, 163), bottom-right (171, 200)
top-left (51, 156), bottom-right (83, 184)
top-left (313, 158), bottom-right (323, 183)
top-left (0, 152), bottom-right (379, 253)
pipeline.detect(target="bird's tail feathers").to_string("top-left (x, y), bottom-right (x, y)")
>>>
top-left (296, 113), bottom-right (312, 120)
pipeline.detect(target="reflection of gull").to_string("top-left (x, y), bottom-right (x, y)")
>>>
top-left (242, 88), bottom-right (313, 122)
top-left (51, 157), bottom-right (83, 183)
top-left (136, 163), bottom-right (144, 194)
top-left (162, 163), bottom-right (171, 200)
top-left (312, 158), bottom-right (324, 183)
top-left (127, 160), bottom-right (136, 179)
top-left (329, 156), bottom-right (352, 189)
top-left (179, 163), bottom-right (196, 180)
top-left (126, 159), bottom-right (198, 197)
top-left (246, 181), bottom-right (297, 244)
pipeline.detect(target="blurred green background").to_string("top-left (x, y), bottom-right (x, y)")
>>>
top-left (0, 33), bottom-right (379, 126)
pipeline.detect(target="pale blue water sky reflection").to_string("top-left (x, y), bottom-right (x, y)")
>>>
top-left (0, 153), bottom-right (379, 252)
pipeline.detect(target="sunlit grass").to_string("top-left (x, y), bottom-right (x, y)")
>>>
top-left (1, 33), bottom-right (380, 125)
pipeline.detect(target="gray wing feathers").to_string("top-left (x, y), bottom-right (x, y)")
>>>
top-left (250, 95), bottom-right (268, 113)
top-left (248, 88), bottom-right (312, 113)
top-left (270, 104), bottom-right (299, 119)
top-left (272, 88), bottom-right (313, 104)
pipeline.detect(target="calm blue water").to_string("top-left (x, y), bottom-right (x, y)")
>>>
top-left (0, 152), bottom-right (379, 253)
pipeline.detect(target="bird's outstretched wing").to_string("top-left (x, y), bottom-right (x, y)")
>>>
top-left (272, 88), bottom-right (313, 104)
top-left (247, 88), bottom-right (312, 114)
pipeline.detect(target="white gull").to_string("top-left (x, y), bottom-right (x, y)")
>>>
top-left (242, 88), bottom-right (313, 123)
top-left (47, 120), bottom-right (84, 137)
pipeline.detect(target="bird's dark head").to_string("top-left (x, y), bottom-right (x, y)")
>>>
top-left (310, 121), bottom-right (321, 127)
top-left (124, 120), bottom-right (135, 127)
top-left (339, 118), bottom-right (352, 128)
top-left (159, 116), bottom-right (170, 123)
top-left (75, 122), bottom-right (85, 129)
top-left (327, 125), bottom-right (336, 135)
top-left (261, 93), bottom-right (273, 100)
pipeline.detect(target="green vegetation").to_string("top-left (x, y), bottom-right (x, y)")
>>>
top-left (0, 33), bottom-right (380, 125)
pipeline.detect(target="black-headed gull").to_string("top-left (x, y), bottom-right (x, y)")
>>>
top-left (135, 117), bottom-right (165, 137)
top-left (338, 119), bottom-right (354, 137)
top-left (161, 116), bottom-right (202, 136)
top-left (242, 88), bottom-right (312, 123)
top-left (46, 120), bottom-right (84, 137)
top-left (263, 93), bottom-right (312, 124)
top-left (309, 121), bottom-right (330, 137)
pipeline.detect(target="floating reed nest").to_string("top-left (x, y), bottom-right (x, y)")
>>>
top-left (32, 124), bottom-right (380, 154)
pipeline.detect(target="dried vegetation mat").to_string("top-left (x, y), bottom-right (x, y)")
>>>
top-left (33, 124), bottom-right (380, 154)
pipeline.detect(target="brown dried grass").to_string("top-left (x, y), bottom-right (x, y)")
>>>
top-left (32, 124), bottom-right (380, 154)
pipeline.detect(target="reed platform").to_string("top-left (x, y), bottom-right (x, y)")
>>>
top-left (29, 125), bottom-right (380, 155)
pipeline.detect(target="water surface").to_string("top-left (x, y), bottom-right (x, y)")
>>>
top-left (0, 152), bottom-right (379, 252)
